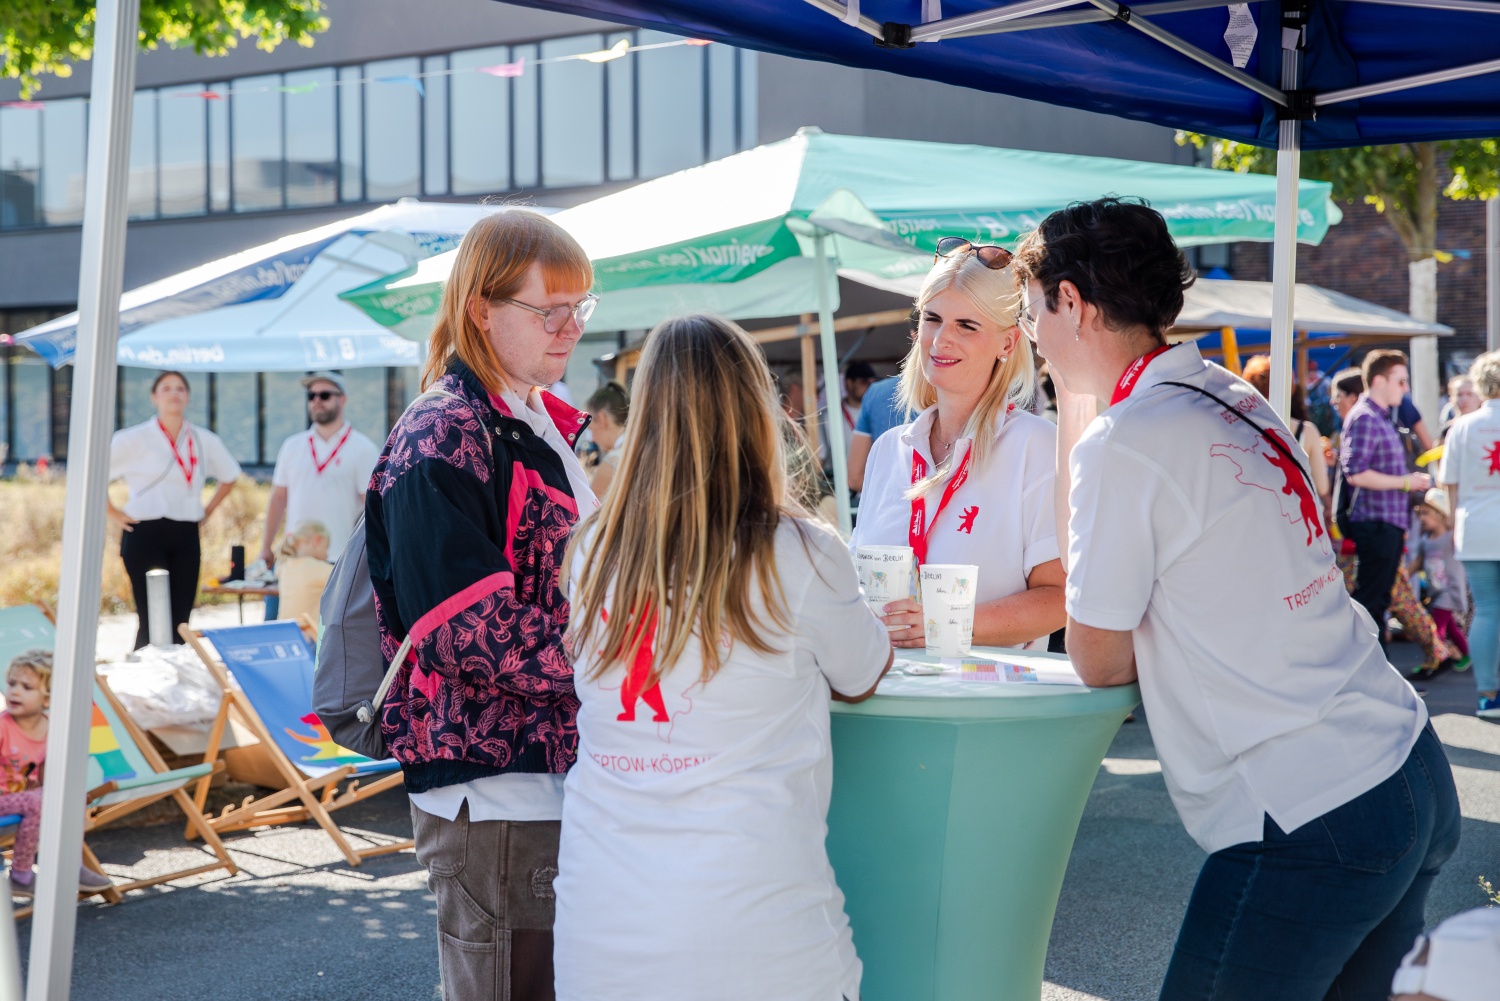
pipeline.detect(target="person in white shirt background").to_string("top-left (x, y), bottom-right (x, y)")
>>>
top-left (259, 371), bottom-right (379, 577)
top-left (1019, 197), bottom-right (1459, 1001)
top-left (1435, 350), bottom-right (1500, 718)
top-left (557, 313), bottom-right (892, 1001)
top-left (851, 238), bottom-right (1064, 649)
top-left (107, 371), bottom-right (242, 648)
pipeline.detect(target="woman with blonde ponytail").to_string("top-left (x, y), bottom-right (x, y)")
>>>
top-left (555, 314), bottom-right (893, 1001)
top-left (850, 242), bottom-right (1066, 649)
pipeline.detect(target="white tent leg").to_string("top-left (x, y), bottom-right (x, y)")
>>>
top-left (28, 2), bottom-right (138, 999)
top-left (1267, 45), bottom-right (1302, 420)
top-left (1487, 196), bottom-right (1499, 353)
top-left (815, 234), bottom-right (852, 535)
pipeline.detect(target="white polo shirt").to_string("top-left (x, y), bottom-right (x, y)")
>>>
top-left (851, 403), bottom-right (1059, 640)
top-left (1067, 342), bottom-right (1425, 854)
top-left (271, 422), bottom-right (379, 561)
top-left (109, 419), bottom-right (242, 522)
top-left (1437, 399), bottom-right (1500, 560)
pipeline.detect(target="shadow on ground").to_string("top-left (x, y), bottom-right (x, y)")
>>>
top-left (19, 788), bottom-right (439, 1001)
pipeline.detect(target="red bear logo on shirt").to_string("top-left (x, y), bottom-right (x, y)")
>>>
top-left (1485, 440), bottom-right (1500, 476)
top-left (1210, 439), bottom-right (1329, 555)
top-left (957, 507), bottom-right (979, 534)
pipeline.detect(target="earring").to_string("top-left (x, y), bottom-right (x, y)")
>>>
top-left (1000, 355), bottom-right (1008, 363)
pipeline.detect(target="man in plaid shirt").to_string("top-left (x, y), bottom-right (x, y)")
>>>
top-left (1340, 350), bottom-right (1432, 644)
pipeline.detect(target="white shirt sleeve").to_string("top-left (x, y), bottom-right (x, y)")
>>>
top-left (271, 435), bottom-right (296, 488)
top-left (1019, 442), bottom-right (1060, 578)
top-left (797, 523), bottom-right (891, 697)
top-left (199, 428), bottom-right (242, 483)
top-left (1065, 438), bottom-right (1185, 632)
top-left (848, 430), bottom-right (897, 557)
top-left (108, 428), bottom-right (131, 482)
top-left (350, 433), bottom-right (379, 497)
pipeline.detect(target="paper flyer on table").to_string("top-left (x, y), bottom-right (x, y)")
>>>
top-left (953, 655), bottom-right (1086, 686)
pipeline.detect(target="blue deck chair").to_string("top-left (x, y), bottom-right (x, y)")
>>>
top-left (0, 604), bottom-right (237, 914)
top-left (182, 621), bottom-right (412, 866)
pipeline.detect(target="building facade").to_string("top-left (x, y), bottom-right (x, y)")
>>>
top-left (0, 0), bottom-right (1191, 470)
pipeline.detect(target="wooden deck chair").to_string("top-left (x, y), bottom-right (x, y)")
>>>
top-left (0, 604), bottom-right (238, 917)
top-left (180, 621), bottom-right (413, 866)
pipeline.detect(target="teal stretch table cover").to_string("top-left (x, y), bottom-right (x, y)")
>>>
top-left (828, 648), bottom-right (1141, 1001)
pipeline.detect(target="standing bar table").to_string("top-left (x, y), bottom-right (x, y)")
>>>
top-left (827, 648), bottom-right (1140, 1001)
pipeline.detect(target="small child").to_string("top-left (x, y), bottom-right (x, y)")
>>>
top-left (1409, 489), bottom-right (1471, 672)
top-left (2, 650), bottom-right (113, 897)
top-left (274, 519), bottom-right (334, 627)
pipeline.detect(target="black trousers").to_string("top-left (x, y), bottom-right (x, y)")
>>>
top-left (120, 517), bottom-right (201, 649)
top-left (1347, 519), bottom-right (1406, 646)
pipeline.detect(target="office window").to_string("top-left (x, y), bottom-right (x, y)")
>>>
top-left (214, 371), bottom-right (258, 463)
top-left (541, 35), bottom-right (605, 189)
top-left (365, 58), bottom-right (421, 201)
top-left (637, 30), bottom-right (704, 179)
top-left (512, 45), bottom-right (539, 189)
top-left (41, 99), bottom-right (86, 226)
top-left (128, 90), bottom-right (158, 219)
top-left (158, 86), bottom-right (207, 217)
top-left (450, 47), bottom-right (510, 195)
top-left (11, 353), bottom-right (49, 460)
top-left (232, 75), bottom-right (283, 211)
top-left (208, 83), bottom-right (230, 212)
top-left (0, 105), bottom-right (41, 228)
top-left (606, 32), bottom-right (635, 181)
top-left (740, 50), bottom-right (758, 149)
top-left (708, 46), bottom-right (737, 161)
top-left (423, 55), bottom-right (449, 196)
top-left (340, 368), bottom-right (389, 445)
top-left (285, 68), bottom-right (337, 208)
top-left (263, 372), bottom-right (308, 459)
top-left (338, 66), bottom-right (363, 202)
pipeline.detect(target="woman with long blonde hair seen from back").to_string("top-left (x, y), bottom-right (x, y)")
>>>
top-left (555, 314), bottom-right (894, 1001)
top-left (851, 240), bottom-right (1066, 648)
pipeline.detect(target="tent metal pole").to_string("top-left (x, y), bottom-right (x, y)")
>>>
top-left (27, 1), bottom-right (138, 998)
top-left (1317, 56), bottom-right (1500, 105)
top-left (1268, 38), bottom-right (1302, 421)
top-left (815, 234), bottom-right (852, 535)
top-left (802, 0), bottom-right (885, 36)
top-left (1489, 197), bottom-right (1500, 353)
top-left (909, 0), bottom-right (1100, 40)
top-left (941, 0), bottom-right (1238, 38)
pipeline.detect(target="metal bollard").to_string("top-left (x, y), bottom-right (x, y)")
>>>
top-left (145, 569), bottom-right (172, 646)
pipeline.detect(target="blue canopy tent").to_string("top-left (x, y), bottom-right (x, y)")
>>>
top-left (492, 0), bottom-right (1500, 417)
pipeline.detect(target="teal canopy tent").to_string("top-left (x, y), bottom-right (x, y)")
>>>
top-left (341, 129), bottom-right (1341, 533)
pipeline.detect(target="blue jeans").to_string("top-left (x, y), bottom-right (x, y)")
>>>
top-left (1461, 559), bottom-right (1500, 693)
top-left (1160, 725), bottom-right (1460, 1001)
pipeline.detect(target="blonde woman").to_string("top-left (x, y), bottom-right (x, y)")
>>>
top-left (851, 239), bottom-right (1065, 648)
top-left (556, 315), bottom-right (894, 1001)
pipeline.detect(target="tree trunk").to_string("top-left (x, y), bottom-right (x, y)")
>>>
top-left (1408, 144), bottom-right (1441, 427)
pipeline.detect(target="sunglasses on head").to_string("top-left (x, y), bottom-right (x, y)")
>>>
top-left (307, 390), bottom-right (342, 402)
top-left (935, 236), bottom-right (1013, 270)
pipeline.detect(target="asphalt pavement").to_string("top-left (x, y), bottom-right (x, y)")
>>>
top-left (22, 637), bottom-right (1500, 1001)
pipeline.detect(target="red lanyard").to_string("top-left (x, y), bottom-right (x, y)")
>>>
top-left (1110, 344), bottom-right (1172, 406)
top-left (156, 419), bottom-right (196, 485)
top-left (310, 425), bottom-right (353, 474)
top-left (843, 403), bottom-right (856, 429)
top-left (908, 444), bottom-right (974, 567)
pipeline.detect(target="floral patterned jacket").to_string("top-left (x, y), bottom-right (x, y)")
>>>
top-left (364, 358), bottom-right (590, 794)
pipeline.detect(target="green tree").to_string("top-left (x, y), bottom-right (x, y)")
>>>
top-left (3, 0), bottom-right (330, 99)
top-left (1178, 133), bottom-right (1500, 418)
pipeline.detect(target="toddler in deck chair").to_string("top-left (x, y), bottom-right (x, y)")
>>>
top-left (1, 650), bottom-right (113, 898)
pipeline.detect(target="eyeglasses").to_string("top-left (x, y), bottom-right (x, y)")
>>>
top-left (500, 294), bottom-right (599, 333)
top-left (307, 390), bottom-right (342, 402)
top-left (1017, 297), bottom-right (1042, 340)
top-left (935, 237), bottom-right (1013, 270)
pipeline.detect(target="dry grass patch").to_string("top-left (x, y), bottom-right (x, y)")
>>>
top-left (0, 476), bottom-right (272, 614)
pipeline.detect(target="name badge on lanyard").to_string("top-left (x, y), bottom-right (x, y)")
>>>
top-left (908, 444), bottom-right (973, 567)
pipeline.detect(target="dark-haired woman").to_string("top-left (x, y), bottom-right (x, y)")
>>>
top-left (108, 371), bottom-right (241, 648)
top-left (1017, 196), bottom-right (1456, 1000)
top-left (584, 380), bottom-right (629, 499)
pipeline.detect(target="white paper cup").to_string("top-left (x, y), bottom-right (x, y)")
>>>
top-left (920, 564), bottom-right (978, 657)
top-left (857, 545), bottom-right (914, 614)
